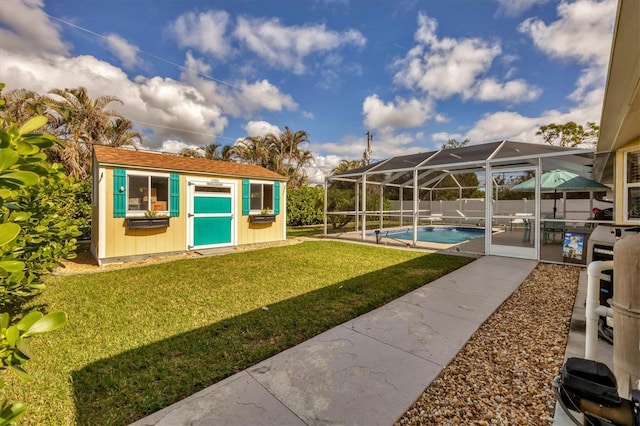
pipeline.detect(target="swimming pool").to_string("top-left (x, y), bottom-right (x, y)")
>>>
top-left (370, 226), bottom-right (486, 244)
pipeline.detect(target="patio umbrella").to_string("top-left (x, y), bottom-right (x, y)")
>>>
top-left (511, 169), bottom-right (609, 218)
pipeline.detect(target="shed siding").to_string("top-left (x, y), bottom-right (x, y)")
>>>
top-left (236, 181), bottom-right (285, 245)
top-left (99, 167), bottom-right (285, 261)
top-left (102, 168), bottom-right (187, 259)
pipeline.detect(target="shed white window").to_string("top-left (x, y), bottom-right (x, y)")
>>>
top-left (128, 174), bottom-right (169, 213)
top-left (624, 149), bottom-right (640, 222)
top-left (250, 183), bottom-right (274, 212)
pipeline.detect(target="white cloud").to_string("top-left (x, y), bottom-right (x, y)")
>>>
top-left (244, 120), bottom-right (281, 137)
top-left (394, 13), bottom-right (503, 99)
top-left (0, 0), bottom-right (69, 55)
top-left (178, 53), bottom-right (298, 118)
top-left (305, 154), bottom-right (342, 184)
top-left (465, 111), bottom-right (540, 143)
top-left (233, 16), bottom-right (365, 74)
top-left (160, 140), bottom-right (203, 154)
top-left (105, 34), bottom-right (145, 69)
top-left (462, 82), bottom-right (605, 145)
top-left (235, 79), bottom-right (298, 115)
top-left (362, 94), bottom-right (433, 129)
top-left (518, 0), bottom-right (616, 66)
top-left (494, 0), bottom-right (553, 16)
top-left (518, 0), bottom-right (616, 105)
top-left (432, 132), bottom-right (463, 143)
top-left (168, 10), bottom-right (232, 58)
top-left (469, 78), bottom-right (542, 102)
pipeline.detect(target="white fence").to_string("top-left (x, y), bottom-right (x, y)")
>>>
top-left (388, 199), bottom-right (612, 223)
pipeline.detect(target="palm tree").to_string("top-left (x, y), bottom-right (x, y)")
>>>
top-left (106, 118), bottom-right (142, 148)
top-left (229, 128), bottom-right (313, 188)
top-left (331, 159), bottom-right (365, 175)
top-left (178, 147), bottom-right (202, 158)
top-left (201, 142), bottom-right (223, 160)
top-left (45, 87), bottom-right (125, 178)
top-left (0, 89), bottom-right (47, 126)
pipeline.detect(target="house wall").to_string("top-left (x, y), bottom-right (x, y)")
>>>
top-left (615, 138), bottom-right (640, 225)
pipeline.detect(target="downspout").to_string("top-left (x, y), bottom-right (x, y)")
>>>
top-left (585, 260), bottom-right (615, 360)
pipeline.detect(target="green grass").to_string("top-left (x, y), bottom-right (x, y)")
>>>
top-left (8, 241), bottom-right (472, 425)
top-left (286, 225), bottom-right (324, 238)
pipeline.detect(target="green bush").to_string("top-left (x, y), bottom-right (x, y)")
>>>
top-left (0, 108), bottom-right (68, 424)
top-left (0, 122), bottom-right (80, 306)
top-left (286, 186), bottom-right (324, 226)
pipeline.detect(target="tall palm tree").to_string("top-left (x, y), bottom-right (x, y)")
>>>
top-left (45, 87), bottom-right (126, 178)
top-left (230, 128), bottom-right (313, 188)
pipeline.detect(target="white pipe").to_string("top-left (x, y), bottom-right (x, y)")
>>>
top-left (586, 260), bottom-right (615, 360)
top-left (595, 305), bottom-right (614, 318)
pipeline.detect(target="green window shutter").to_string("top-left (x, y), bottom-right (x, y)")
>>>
top-left (242, 179), bottom-right (250, 215)
top-left (170, 173), bottom-right (180, 217)
top-left (113, 169), bottom-right (126, 218)
top-left (273, 181), bottom-right (280, 215)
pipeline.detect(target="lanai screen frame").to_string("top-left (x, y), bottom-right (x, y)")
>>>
top-left (323, 140), bottom-right (596, 259)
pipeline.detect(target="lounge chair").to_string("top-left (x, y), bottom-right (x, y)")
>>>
top-left (510, 213), bottom-right (531, 231)
top-left (427, 213), bottom-right (443, 224)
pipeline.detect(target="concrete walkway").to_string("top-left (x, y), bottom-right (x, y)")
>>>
top-left (132, 256), bottom-right (537, 426)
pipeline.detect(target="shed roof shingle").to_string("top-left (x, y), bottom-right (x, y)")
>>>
top-left (93, 145), bottom-right (286, 180)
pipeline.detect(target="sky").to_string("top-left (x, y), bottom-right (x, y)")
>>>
top-left (0, 0), bottom-right (618, 183)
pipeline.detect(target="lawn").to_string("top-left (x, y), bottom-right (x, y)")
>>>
top-left (8, 241), bottom-right (472, 425)
top-left (286, 224), bottom-right (324, 238)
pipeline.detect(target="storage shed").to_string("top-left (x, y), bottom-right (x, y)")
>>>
top-left (92, 145), bottom-right (287, 265)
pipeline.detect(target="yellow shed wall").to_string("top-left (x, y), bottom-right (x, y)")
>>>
top-left (98, 168), bottom-right (285, 261)
top-left (236, 183), bottom-right (286, 245)
top-left (102, 168), bottom-right (187, 259)
top-left (615, 138), bottom-right (640, 225)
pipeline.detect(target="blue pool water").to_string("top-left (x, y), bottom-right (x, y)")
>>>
top-left (370, 226), bottom-right (486, 244)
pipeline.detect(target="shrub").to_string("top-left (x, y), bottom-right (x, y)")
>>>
top-left (286, 186), bottom-right (324, 226)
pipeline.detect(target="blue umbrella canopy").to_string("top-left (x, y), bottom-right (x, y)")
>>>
top-left (511, 169), bottom-right (609, 217)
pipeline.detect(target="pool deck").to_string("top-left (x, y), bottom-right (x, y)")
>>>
top-left (327, 224), bottom-right (583, 264)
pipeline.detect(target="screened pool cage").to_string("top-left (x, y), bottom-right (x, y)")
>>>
top-left (323, 140), bottom-right (613, 264)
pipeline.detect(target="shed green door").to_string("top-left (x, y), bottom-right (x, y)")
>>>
top-left (190, 184), bottom-right (234, 248)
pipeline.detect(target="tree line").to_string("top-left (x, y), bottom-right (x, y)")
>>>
top-left (0, 86), bottom-right (315, 189)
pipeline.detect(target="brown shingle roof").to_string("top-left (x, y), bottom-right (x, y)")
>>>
top-left (93, 145), bottom-right (286, 181)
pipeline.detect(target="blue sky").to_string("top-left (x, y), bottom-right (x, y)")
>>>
top-left (0, 0), bottom-right (617, 182)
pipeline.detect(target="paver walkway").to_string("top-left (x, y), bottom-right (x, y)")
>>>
top-left (132, 256), bottom-right (537, 426)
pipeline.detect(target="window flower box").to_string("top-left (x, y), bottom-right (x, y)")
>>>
top-left (249, 214), bottom-right (276, 224)
top-left (127, 217), bottom-right (170, 229)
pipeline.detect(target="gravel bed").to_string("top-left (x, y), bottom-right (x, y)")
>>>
top-left (395, 263), bottom-right (580, 426)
